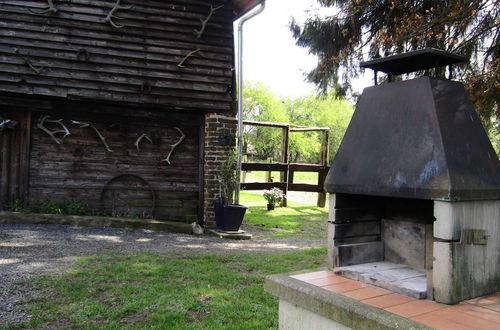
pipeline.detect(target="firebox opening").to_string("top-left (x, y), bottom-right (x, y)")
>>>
top-left (330, 193), bottom-right (435, 299)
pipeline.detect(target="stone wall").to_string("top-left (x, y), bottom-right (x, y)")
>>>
top-left (203, 113), bottom-right (237, 227)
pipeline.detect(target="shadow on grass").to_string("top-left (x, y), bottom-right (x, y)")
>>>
top-left (241, 192), bottom-right (328, 239)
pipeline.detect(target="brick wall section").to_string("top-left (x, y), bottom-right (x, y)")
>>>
top-left (203, 113), bottom-right (237, 228)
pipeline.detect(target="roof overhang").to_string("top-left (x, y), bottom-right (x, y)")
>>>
top-left (232, 0), bottom-right (264, 20)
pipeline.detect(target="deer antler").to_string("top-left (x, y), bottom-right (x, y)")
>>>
top-left (37, 115), bottom-right (70, 144)
top-left (177, 48), bottom-right (201, 68)
top-left (162, 127), bottom-right (185, 165)
top-left (15, 49), bottom-right (44, 75)
top-left (104, 0), bottom-right (133, 28)
top-left (194, 5), bottom-right (224, 38)
top-left (29, 0), bottom-right (58, 15)
top-left (71, 120), bottom-right (114, 152)
top-left (0, 119), bottom-right (18, 131)
top-left (134, 133), bottom-right (152, 152)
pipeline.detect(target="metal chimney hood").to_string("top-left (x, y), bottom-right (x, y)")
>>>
top-left (325, 49), bottom-right (500, 201)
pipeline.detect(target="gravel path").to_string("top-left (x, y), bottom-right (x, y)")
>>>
top-left (0, 223), bottom-right (325, 325)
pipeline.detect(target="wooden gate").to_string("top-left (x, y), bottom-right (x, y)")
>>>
top-left (240, 120), bottom-right (330, 207)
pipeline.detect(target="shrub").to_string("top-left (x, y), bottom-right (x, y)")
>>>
top-left (62, 200), bottom-right (90, 216)
top-left (39, 202), bottom-right (63, 215)
top-left (7, 199), bottom-right (23, 212)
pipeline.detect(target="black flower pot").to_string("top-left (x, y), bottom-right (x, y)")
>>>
top-left (267, 203), bottom-right (275, 211)
top-left (214, 202), bottom-right (248, 231)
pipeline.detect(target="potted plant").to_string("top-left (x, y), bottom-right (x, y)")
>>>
top-left (214, 149), bottom-right (248, 231)
top-left (263, 187), bottom-right (285, 211)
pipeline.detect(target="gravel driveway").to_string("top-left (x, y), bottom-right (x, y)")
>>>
top-left (0, 224), bottom-right (325, 325)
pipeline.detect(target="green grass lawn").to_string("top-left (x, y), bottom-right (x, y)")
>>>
top-left (6, 248), bottom-right (326, 330)
top-left (240, 191), bottom-right (328, 238)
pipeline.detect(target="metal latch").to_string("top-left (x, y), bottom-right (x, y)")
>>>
top-left (460, 229), bottom-right (488, 245)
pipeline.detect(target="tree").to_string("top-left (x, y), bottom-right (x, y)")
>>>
top-left (290, 0), bottom-right (499, 151)
top-left (243, 82), bottom-right (288, 161)
top-left (243, 82), bottom-right (354, 163)
top-left (284, 93), bottom-right (353, 163)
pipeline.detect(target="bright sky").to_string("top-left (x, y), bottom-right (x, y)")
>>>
top-left (237, 0), bottom-right (370, 99)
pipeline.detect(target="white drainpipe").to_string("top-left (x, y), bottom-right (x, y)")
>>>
top-left (235, 1), bottom-right (266, 205)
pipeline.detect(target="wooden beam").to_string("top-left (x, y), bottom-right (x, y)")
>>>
top-left (242, 120), bottom-right (292, 128)
top-left (281, 126), bottom-right (290, 206)
top-left (241, 162), bottom-right (288, 171)
top-left (241, 162), bottom-right (329, 172)
top-left (290, 127), bottom-right (330, 132)
top-left (288, 184), bottom-right (323, 193)
top-left (317, 129), bottom-right (330, 207)
top-left (240, 182), bottom-right (286, 191)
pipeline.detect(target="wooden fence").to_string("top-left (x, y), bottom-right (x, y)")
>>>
top-left (240, 120), bottom-right (330, 207)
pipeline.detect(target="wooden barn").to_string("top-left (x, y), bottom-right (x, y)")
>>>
top-left (0, 0), bottom-right (261, 227)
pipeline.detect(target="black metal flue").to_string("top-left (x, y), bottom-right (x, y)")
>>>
top-left (325, 49), bottom-right (500, 201)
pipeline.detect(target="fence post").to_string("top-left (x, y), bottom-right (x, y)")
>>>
top-left (265, 157), bottom-right (273, 182)
top-left (317, 129), bottom-right (330, 207)
top-left (281, 126), bottom-right (290, 207)
top-left (241, 155), bottom-right (248, 183)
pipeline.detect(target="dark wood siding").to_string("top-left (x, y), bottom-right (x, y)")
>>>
top-left (0, 110), bottom-right (31, 209)
top-left (0, 0), bottom-right (235, 112)
top-left (26, 106), bottom-right (202, 222)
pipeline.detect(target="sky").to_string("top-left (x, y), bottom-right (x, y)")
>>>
top-left (236, 0), bottom-right (371, 99)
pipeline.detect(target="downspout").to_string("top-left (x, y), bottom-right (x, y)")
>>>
top-left (235, 1), bottom-right (266, 205)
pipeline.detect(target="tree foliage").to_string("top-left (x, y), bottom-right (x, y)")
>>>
top-left (284, 93), bottom-right (353, 162)
top-left (243, 82), bottom-right (288, 160)
top-left (243, 82), bottom-right (353, 163)
top-left (290, 0), bottom-right (499, 147)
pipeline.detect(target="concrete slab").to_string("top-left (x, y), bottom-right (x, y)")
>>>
top-left (335, 262), bottom-right (427, 299)
top-left (206, 229), bottom-right (252, 240)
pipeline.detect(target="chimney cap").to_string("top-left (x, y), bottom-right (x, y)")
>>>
top-left (360, 48), bottom-right (466, 75)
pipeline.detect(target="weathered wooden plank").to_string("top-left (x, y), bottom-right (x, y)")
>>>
top-left (334, 242), bottom-right (384, 267)
top-left (0, 0), bottom-right (237, 111)
top-left (333, 208), bottom-right (379, 223)
top-left (241, 162), bottom-right (288, 171)
top-left (288, 184), bottom-right (323, 193)
top-left (27, 109), bottom-right (202, 221)
top-left (240, 182), bottom-right (287, 191)
top-left (0, 64), bottom-right (232, 101)
top-left (8, 116), bottom-right (21, 201)
top-left (28, 187), bottom-right (198, 200)
top-left (333, 235), bottom-right (381, 246)
top-left (0, 32), bottom-right (232, 69)
top-left (19, 111), bottom-right (31, 207)
top-left (0, 131), bottom-right (10, 208)
top-left (0, 8), bottom-right (233, 50)
top-left (0, 3), bottom-right (234, 43)
top-left (0, 81), bottom-right (231, 111)
top-left (333, 221), bottom-right (381, 238)
top-left (0, 36), bottom-right (231, 78)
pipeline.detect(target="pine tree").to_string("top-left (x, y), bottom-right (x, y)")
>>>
top-left (290, 0), bottom-right (499, 144)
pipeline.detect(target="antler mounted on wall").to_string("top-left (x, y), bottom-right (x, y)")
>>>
top-left (0, 119), bottom-right (18, 131)
top-left (37, 115), bottom-right (70, 144)
top-left (71, 120), bottom-right (114, 152)
top-left (162, 127), bottom-right (185, 165)
top-left (134, 133), bottom-right (152, 152)
top-left (29, 0), bottom-right (58, 15)
top-left (177, 48), bottom-right (200, 68)
top-left (15, 49), bottom-right (44, 75)
top-left (104, 0), bottom-right (133, 28)
top-left (194, 4), bottom-right (224, 38)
